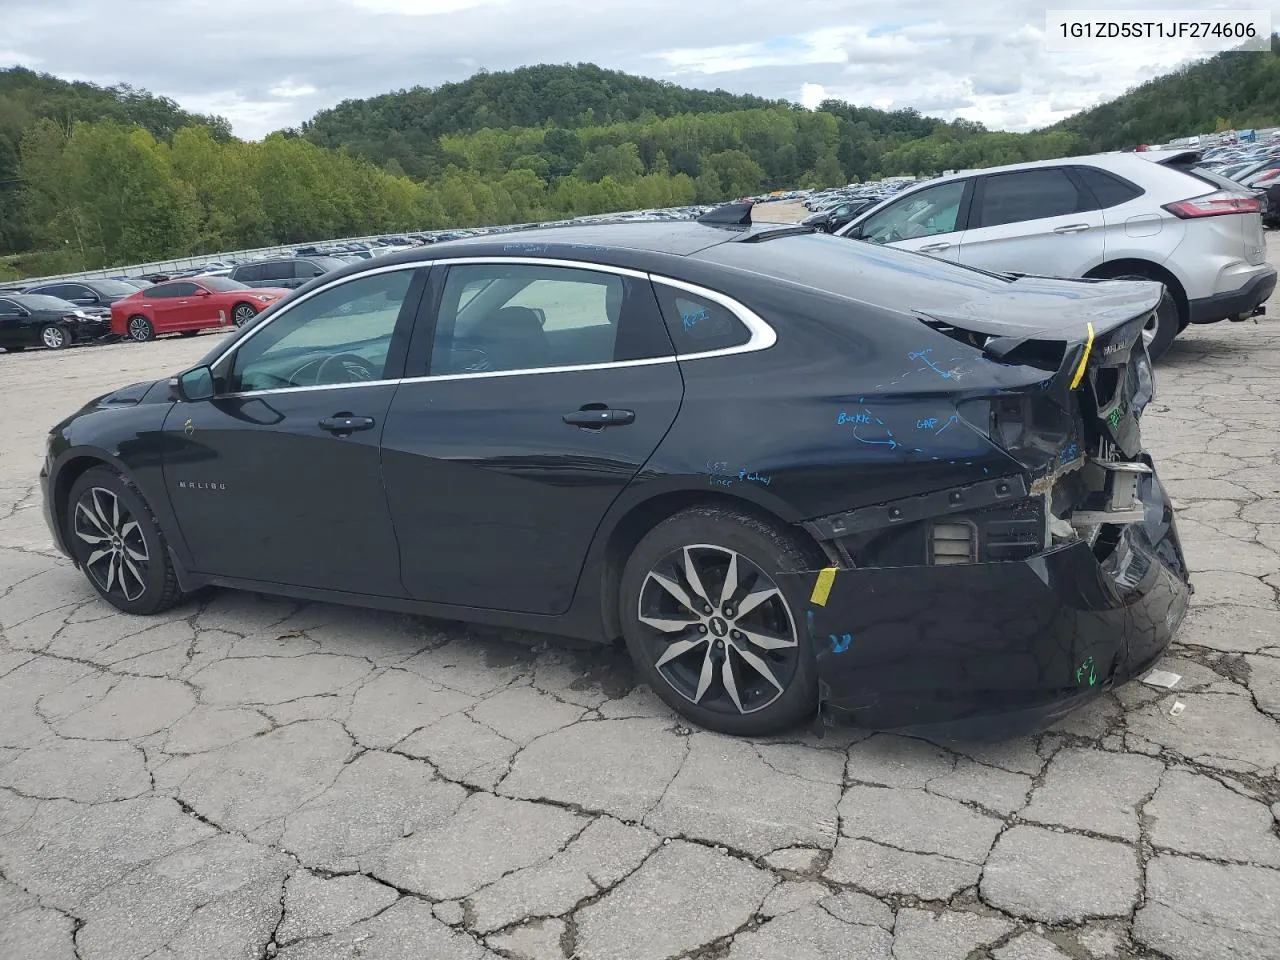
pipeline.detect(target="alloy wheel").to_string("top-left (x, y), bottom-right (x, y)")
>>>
top-left (73, 486), bottom-right (150, 602)
top-left (128, 317), bottom-right (151, 341)
top-left (41, 326), bottom-right (67, 349)
top-left (636, 544), bottom-right (799, 715)
top-left (1142, 310), bottom-right (1158, 348)
top-left (233, 304), bottom-right (255, 326)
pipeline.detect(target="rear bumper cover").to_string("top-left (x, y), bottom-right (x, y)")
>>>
top-left (780, 470), bottom-right (1190, 738)
top-left (1187, 267), bottom-right (1276, 323)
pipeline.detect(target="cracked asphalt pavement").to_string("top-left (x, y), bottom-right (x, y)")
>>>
top-left (3, 240), bottom-right (1280, 960)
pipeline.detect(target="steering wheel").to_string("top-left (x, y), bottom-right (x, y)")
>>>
top-left (315, 353), bottom-right (377, 384)
top-left (448, 345), bottom-right (493, 373)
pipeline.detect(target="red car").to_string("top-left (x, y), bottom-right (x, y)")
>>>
top-left (110, 277), bottom-right (289, 341)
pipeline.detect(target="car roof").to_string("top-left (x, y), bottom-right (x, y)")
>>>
top-left (421, 220), bottom-right (755, 258)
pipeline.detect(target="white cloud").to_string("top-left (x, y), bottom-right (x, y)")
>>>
top-left (799, 82), bottom-right (827, 109)
top-left (0, 0), bottom-right (1245, 138)
top-left (268, 81), bottom-right (318, 98)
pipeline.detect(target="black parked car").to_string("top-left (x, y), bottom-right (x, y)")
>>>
top-left (229, 256), bottom-right (347, 289)
top-left (40, 205), bottom-right (1189, 737)
top-left (802, 198), bottom-right (881, 233)
top-left (24, 278), bottom-right (142, 310)
top-left (0, 293), bottom-right (111, 351)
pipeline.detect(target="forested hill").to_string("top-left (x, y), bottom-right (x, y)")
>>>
top-left (0, 66), bottom-right (230, 143)
top-left (0, 67), bottom-right (232, 253)
top-left (1053, 35), bottom-right (1280, 149)
top-left (299, 63), bottom-right (788, 178)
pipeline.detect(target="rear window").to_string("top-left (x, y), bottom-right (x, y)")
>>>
top-left (1187, 166), bottom-right (1254, 194)
top-left (1074, 166), bottom-right (1144, 207)
top-left (90, 279), bottom-right (142, 297)
top-left (199, 277), bottom-right (249, 292)
top-left (15, 294), bottom-right (75, 311)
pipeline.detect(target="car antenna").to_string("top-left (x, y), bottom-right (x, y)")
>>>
top-left (697, 201), bottom-right (754, 227)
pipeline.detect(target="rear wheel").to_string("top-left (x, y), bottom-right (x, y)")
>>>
top-left (1105, 273), bottom-right (1179, 360)
top-left (618, 505), bottom-right (821, 736)
top-left (40, 325), bottom-right (69, 349)
top-left (127, 316), bottom-right (155, 342)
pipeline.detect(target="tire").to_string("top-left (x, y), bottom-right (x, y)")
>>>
top-left (127, 315), bottom-right (155, 342)
top-left (232, 302), bottom-right (256, 327)
top-left (618, 505), bottom-right (822, 736)
top-left (65, 466), bottom-right (184, 615)
top-left (1110, 274), bottom-right (1179, 360)
top-left (40, 324), bottom-right (69, 350)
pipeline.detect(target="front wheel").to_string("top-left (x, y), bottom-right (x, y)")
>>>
top-left (127, 315), bottom-right (155, 342)
top-left (618, 505), bottom-right (821, 736)
top-left (41, 325), bottom-right (69, 349)
top-left (232, 302), bottom-right (256, 327)
top-left (65, 466), bottom-right (184, 615)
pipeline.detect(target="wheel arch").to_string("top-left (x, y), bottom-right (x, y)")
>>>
top-left (52, 450), bottom-right (130, 540)
top-left (1085, 258), bottom-right (1189, 324)
top-left (593, 489), bottom-right (832, 641)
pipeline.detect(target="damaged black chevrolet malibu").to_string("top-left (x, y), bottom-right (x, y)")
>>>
top-left (40, 204), bottom-right (1191, 737)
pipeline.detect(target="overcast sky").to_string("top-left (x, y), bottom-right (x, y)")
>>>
top-left (0, 0), bottom-right (1264, 139)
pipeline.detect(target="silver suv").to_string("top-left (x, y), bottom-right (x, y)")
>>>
top-left (835, 152), bottom-right (1276, 358)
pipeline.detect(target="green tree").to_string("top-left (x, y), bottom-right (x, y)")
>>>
top-left (705, 149), bottom-right (763, 198)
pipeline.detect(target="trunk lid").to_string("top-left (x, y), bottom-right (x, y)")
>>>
top-left (918, 275), bottom-right (1160, 464)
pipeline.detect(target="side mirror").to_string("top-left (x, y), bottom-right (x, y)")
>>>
top-left (195, 288), bottom-right (212, 297)
top-left (171, 366), bottom-right (215, 402)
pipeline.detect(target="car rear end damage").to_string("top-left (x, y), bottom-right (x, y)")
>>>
top-left (781, 284), bottom-right (1192, 737)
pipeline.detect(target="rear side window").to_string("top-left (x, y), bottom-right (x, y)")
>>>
top-left (261, 261), bottom-right (294, 282)
top-left (975, 169), bottom-right (1089, 228)
top-left (654, 286), bottom-right (750, 355)
top-left (1074, 166), bottom-right (1144, 208)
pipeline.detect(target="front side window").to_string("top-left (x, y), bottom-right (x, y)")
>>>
top-left (294, 260), bottom-right (326, 279)
top-left (230, 269), bottom-right (415, 392)
top-left (975, 169), bottom-right (1087, 228)
top-left (163, 282), bottom-right (200, 298)
top-left (235, 263), bottom-right (265, 283)
top-left (427, 264), bottom-right (667, 375)
top-left (860, 181), bottom-right (967, 243)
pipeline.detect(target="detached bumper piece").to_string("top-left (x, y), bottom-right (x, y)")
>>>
top-left (782, 469), bottom-right (1190, 739)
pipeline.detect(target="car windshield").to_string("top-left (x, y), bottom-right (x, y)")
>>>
top-left (91, 279), bottom-right (142, 297)
top-left (14, 294), bottom-right (75, 311)
top-left (199, 277), bottom-right (250, 292)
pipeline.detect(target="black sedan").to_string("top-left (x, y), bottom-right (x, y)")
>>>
top-left (1, 293), bottom-right (111, 351)
top-left (802, 197), bottom-right (880, 233)
top-left (23, 277), bottom-right (143, 310)
top-left (39, 205), bottom-right (1190, 737)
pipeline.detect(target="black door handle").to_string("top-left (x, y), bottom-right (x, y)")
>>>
top-left (319, 415), bottom-right (376, 434)
top-left (563, 408), bottom-right (635, 428)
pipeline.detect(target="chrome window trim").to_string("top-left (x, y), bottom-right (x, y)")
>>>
top-left (201, 255), bottom-right (777, 400)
